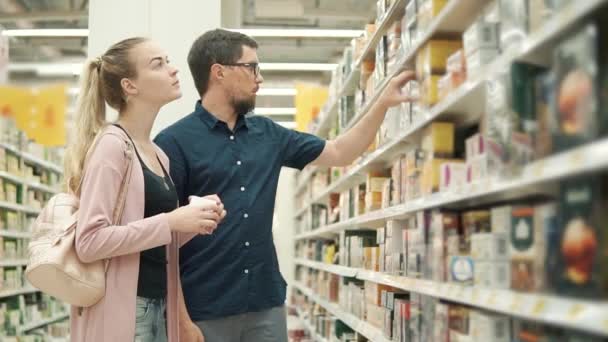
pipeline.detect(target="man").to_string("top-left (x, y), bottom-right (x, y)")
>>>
top-left (155, 29), bottom-right (415, 342)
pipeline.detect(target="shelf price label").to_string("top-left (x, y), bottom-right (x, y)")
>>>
top-left (531, 298), bottom-right (547, 317)
top-left (510, 295), bottom-right (523, 312)
top-left (567, 304), bottom-right (586, 321)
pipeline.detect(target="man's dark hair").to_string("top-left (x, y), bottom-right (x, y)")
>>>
top-left (188, 29), bottom-right (259, 96)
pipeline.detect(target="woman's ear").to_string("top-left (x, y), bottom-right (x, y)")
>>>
top-left (121, 78), bottom-right (139, 98)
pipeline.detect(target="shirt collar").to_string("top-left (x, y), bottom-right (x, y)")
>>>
top-left (196, 101), bottom-right (250, 130)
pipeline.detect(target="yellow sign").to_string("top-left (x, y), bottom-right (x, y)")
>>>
top-left (295, 84), bottom-right (328, 132)
top-left (0, 84), bottom-right (66, 146)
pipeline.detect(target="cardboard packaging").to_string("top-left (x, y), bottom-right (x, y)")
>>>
top-left (510, 203), bottom-right (556, 292)
top-left (440, 161), bottom-right (466, 193)
top-left (552, 24), bottom-right (600, 153)
top-left (449, 255), bottom-right (475, 285)
top-left (467, 48), bottom-right (500, 81)
top-left (469, 310), bottom-right (511, 342)
top-left (418, 0), bottom-right (448, 32)
top-left (471, 233), bottom-right (509, 261)
top-left (548, 175), bottom-right (608, 298)
top-left (474, 261), bottom-right (510, 289)
top-left (421, 122), bottom-right (455, 158)
top-left (499, 0), bottom-right (530, 50)
top-left (416, 40), bottom-right (463, 80)
top-left (463, 21), bottom-right (500, 57)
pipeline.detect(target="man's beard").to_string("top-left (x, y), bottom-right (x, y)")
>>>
top-left (231, 95), bottom-right (256, 116)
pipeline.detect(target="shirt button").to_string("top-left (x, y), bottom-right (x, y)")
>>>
top-left (244, 269), bottom-right (249, 274)
top-left (244, 213), bottom-right (249, 218)
top-left (230, 135), bottom-right (235, 141)
top-left (240, 186), bottom-right (245, 192)
top-left (236, 161), bottom-right (242, 166)
top-left (245, 241), bottom-right (250, 247)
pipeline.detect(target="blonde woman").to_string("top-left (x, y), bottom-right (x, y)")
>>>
top-left (65, 37), bottom-right (222, 341)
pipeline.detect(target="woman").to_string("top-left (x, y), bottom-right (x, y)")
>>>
top-left (65, 37), bottom-right (221, 341)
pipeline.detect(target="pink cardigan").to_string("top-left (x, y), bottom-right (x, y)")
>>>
top-left (70, 125), bottom-right (193, 341)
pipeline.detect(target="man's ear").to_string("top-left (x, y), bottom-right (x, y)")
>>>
top-left (210, 64), bottom-right (225, 81)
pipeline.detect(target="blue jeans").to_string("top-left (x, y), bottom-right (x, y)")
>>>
top-left (134, 297), bottom-right (167, 342)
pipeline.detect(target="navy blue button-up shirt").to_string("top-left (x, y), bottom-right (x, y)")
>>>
top-left (154, 102), bottom-right (325, 321)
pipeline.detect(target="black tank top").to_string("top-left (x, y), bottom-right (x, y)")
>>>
top-left (113, 124), bottom-right (178, 299)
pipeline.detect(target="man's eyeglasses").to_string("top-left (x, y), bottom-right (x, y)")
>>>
top-left (221, 62), bottom-right (261, 77)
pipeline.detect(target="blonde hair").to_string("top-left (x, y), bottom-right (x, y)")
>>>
top-left (64, 37), bottom-right (148, 193)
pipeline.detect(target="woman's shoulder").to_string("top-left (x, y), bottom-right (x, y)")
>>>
top-left (88, 125), bottom-right (132, 165)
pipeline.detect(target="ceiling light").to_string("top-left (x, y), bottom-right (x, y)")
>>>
top-left (1, 29), bottom-right (89, 37)
top-left (7, 62), bottom-right (82, 76)
top-left (260, 63), bottom-right (336, 71)
top-left (255, 108), bottom-right (297, 115)
top-left (231, 28), bottom-right (363, 38)
top-left (257, 88), bottom-right (297, 96)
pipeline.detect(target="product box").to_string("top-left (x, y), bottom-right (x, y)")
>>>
top-left (447, 49), bottom-right (467, 74)
top-left (430, 211), bottom-right (460, 282)
top-left (438, 73), bottom-right (452, 101)
top-left (548, 175), bottom-right (608, 298)
top-left (465, 134), bottom-right (485, 160)
top-left (462, 210), bottom-right (491, 252)
top-left (416, 40), bottom-right (463, 80)
top-left (421, 122), bottom-right (455, 158)
top-left (474, 261), bottom-right (510, 289)
top-left (440, 161), bottom-right (466, 193)
top-left (448, 305), bottom-right (470, 335)
top-left (491, 205), bottom-right (512, 234)
top-left (466, 153), bottom-right (489, 184)
top-left (463, 20), bottom-right (499, 57)
top-left (551, 24), bottom-right (600, 153)
top-left (366, 302), bottom-right (385, 329)
top-left (471, 232), bottom-right (509, 261)
top-left (422, 158), bottom-right (460, 196)
top-left (510, 206), bottom-right (536, 290)
top-left (499, 0), bottom-right (530, 50)
top-left (391, 157), bottom-right (403, 206)
top-left (449, 255), bottom-right (475, 285)
top-left (418, 0), bottom-right (448, 31)
top-left (421, 75), bottom-right (442, 107)
top-left (534, 71), bottom-right (554, 159)
top-left (467, 48), bottom-right (499, 81)
top-left (469, 310), bottom-right (510, 342)
top-left (511, 203), bottom-right (556, 292)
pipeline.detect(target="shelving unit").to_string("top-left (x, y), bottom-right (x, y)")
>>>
top-left (295, 259), bottom-right (608, 337)
top-left (293, 0), bottom-right (608, 341)
top-left (17, 313), bottom-right (70, 335)
top-left (293, 282), bottom-right (391, 342)
top-left (295, 307), bottom-right (329, 342)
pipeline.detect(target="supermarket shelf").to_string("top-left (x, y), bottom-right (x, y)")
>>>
top-left (0, 171), bottom-right (24, 186)
top-left (0, 287), bottom-right (38, 299)
top-left (18, 313), bottom-right (70, 335)
top-left (22, 152), bottom-right (63, 174)
top-left (343, 0), bottom-right (488, 132)
top-left (295, 307), bottom-right (329, 342)
top-left (313, 0), bottom-right (406, 139)
top-left (296, 166), bottom-right (318, 195)
top-left (0, 201), bottom-right (27, 212)
top-left (27, 181), bottom-right (59, 194)
top-left (293, 282), bottom-right (391, 342)
top-left (296, 259), bottom-right (358, 278)
top-left (0, 230), bottom-right (33, 239)
top-left (353, 0), bottom-right (406, 67)
top-left (0, 143), bottom-right (63, 174)
top-left (0, 259), bottom-right (28, 267)
top-left (298, 262), bottom-right (608, 337)
top-left (297, 137), bottom-right (608, 239)
top-left (314, 98), bottom-right (339, 139)
top-left (295, 0), bottom-right (607, 219)
top-left (22, 206), bottom-right (42, 216)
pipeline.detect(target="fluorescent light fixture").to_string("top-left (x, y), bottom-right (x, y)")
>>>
top-left (278, 122), bottom-right (296, 129)
top-left (255, 107), bottom-right (296, 115)
top-left (2, 29), bottom-right (89, 37)
top-left (257, 88), bottom-right (297, 96)
top-left (260, 63), bottom-right (336, 71)
top-left (8, 62), bottom-right (82, 76)
top-left (231, 28), bottom-right (363, 38)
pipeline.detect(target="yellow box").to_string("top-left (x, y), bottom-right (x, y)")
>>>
top-left (422, 158), bottom-right (458, 195)
top-left (416, 40), bottom-right (463, 79)
top-left (421, 75), bottom-right (442, 107)
top-left (365, 191), bottom-right (383, 212)
top-left (418, 0), bottom-right (448, 30)
top-left (422, 122), bottom-right (455, 157)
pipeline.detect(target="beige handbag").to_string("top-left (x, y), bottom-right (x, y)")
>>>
top-left (25, 130), bottom-right (134, 307)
